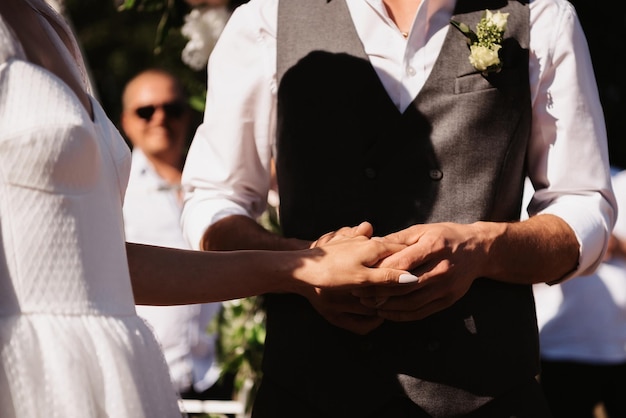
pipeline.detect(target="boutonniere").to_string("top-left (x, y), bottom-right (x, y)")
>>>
top-left (450, 9), bottom-right (509, 75)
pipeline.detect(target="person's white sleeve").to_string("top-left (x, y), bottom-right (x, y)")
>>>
top-left (526, 0), bottom-right (617, 279)
top-left (181, 0), bottom-right (278, 250)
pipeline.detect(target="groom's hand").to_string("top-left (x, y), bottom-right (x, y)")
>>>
top-left (303, 287), bottom-right (384, 335)
top-left (311, 221), bottom-right (374, 247)
top-left (354, 222), bottom-right (479, 321)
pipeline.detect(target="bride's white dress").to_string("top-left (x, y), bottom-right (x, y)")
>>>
top-left (0, 1), bottom-right (181, 417)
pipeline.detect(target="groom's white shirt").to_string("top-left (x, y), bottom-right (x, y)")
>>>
top-left (181, 0), bottom-right (615, 279)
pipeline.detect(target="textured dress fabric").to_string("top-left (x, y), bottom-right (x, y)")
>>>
top-left (0, 2), bottom-right (181, 417)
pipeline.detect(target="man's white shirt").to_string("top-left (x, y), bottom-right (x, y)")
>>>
top-left (181, 0), bottom-right (616, 279)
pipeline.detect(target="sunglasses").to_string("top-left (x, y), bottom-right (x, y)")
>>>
top-left (134, 101), bottom-right (186, 121)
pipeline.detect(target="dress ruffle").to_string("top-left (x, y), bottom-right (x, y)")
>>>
top-left (0, 313), bottom-right (182, 418)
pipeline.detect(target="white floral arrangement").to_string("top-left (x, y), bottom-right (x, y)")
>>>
top-left (450, 9), bottom-right (509, 75)
top-left (180, 6), bottom-right (230, 70)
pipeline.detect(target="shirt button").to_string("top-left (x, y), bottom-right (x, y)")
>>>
top-left (364, 167), bottom-right (377, 179)
top-left (429, 169), bottom-right (443, 181)
top-left (406, 66), bottom-right (416, 77)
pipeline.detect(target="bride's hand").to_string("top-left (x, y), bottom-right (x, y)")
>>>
top-left (294, 225), bottom-right (418, 290)
top-left (290, 230), bottom-right (417, 334)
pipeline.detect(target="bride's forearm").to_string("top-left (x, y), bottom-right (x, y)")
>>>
top-left (128, 242), bottom-right (289, 305)
top-left (127, 237), bottom-right (416, 306)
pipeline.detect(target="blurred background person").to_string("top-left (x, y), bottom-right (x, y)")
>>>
top-left (120, 68), bottom-right (234, 402)
top-left (531, 168), bottom-right (626, 418)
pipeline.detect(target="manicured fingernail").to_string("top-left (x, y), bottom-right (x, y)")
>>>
top-left (399, 273), bottom-right (419, 284)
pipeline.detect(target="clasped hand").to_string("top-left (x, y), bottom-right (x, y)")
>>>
top-left (308, 222), bottom-right (485, 334)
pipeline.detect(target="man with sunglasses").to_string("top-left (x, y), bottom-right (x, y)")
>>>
top-left (120, 68), bottom-right (234, 404)
top-left (121, 68), bottom-right (190, 185)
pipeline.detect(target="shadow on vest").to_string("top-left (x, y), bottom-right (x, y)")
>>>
top-left (276, 50), bottom-right (439, 240)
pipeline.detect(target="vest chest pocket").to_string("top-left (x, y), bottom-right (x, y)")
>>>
top-left (454, 67), bottom-right (524, 95)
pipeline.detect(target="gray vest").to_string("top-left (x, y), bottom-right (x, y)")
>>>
top-left (265, 1), bottom-right (535, 416)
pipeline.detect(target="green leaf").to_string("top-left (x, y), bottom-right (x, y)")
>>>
top-left (189, 94), bottom-right (206, 112)
top-left (153, 7), bottom-right (171, 54)
top-left (450, 19), bottom-right (478, 45)
top-left (118, 0), bottom-right (136, 11)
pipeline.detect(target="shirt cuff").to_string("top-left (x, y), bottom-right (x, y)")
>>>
top-left (539, 200), bottom-right (612, 282)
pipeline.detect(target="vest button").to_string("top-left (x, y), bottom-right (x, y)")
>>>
top-left (364, 167), bottom-right (377, 179)
top-left (429, 169), bottom-right (443, 181)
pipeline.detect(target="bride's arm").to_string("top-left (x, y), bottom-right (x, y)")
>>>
top-left (127, 237), bottom-right (417, 306)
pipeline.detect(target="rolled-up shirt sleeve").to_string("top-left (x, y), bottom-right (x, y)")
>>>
top-left (525, 0), bottom-right (617, 279)
top-left (181, 1), bottom-right (278, 250)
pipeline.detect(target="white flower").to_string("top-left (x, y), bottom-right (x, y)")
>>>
top-left (469, 44), bottom-right (502, 72)
top-left (450, 9), bottom-right (509, 75)
top-left (485, 10), bottom-right (509, 32)
top-left (181, 6), bottom-right (230, 71)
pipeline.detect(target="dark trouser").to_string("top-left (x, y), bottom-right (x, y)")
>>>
top-left (252, 375), bottom-right (551, 418)
top-left (540, 359), bottom-right (626, 418)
